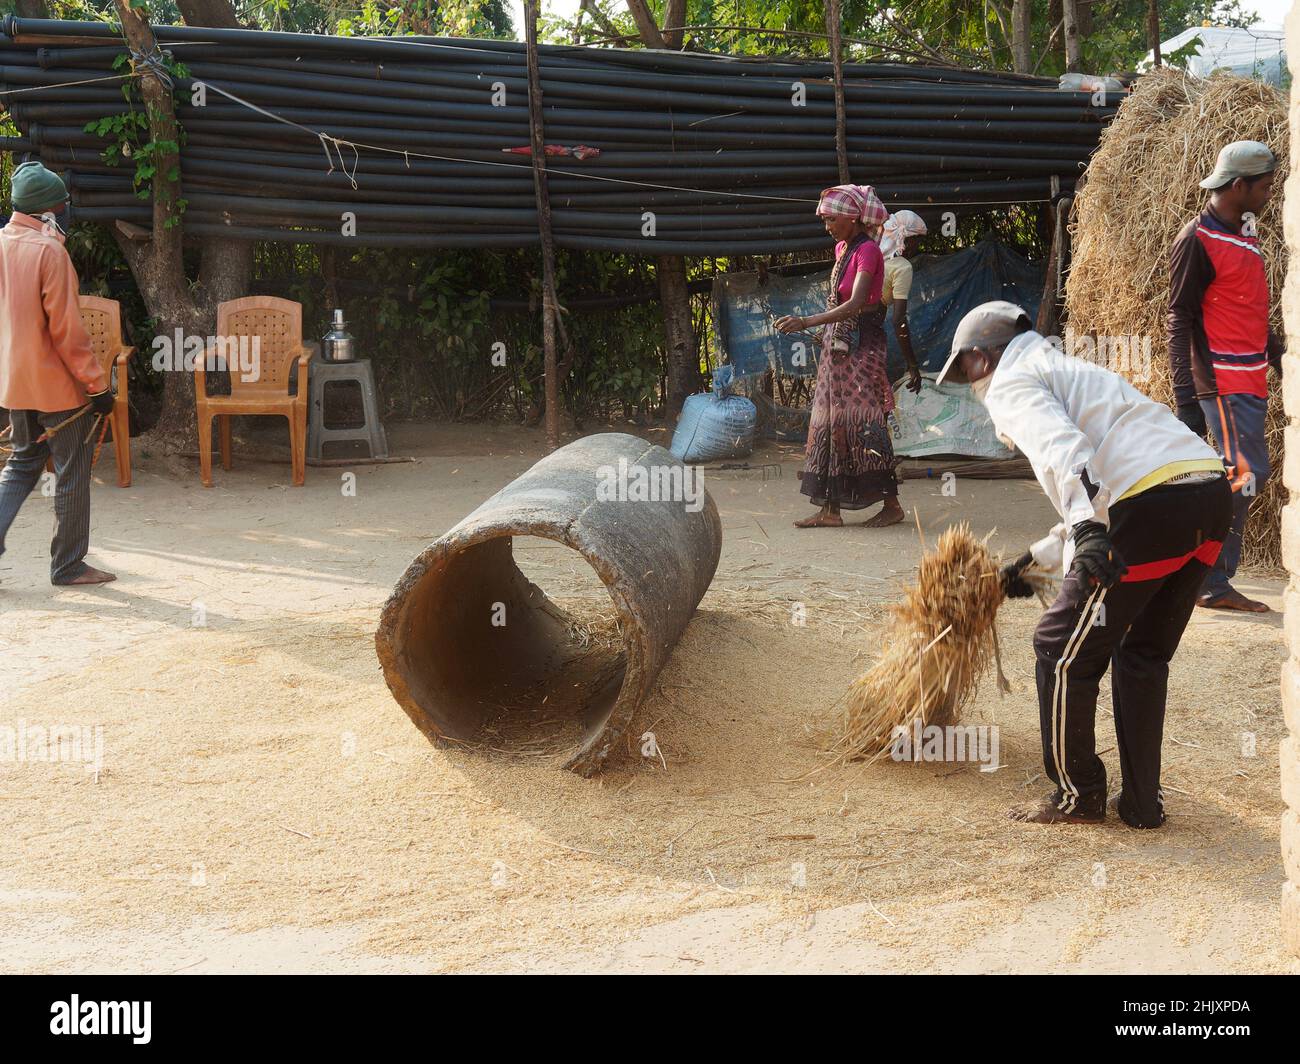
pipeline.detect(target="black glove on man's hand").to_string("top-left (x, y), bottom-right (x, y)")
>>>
top-left (1070, 520), bottom-right (1127, 589)
top-left (1176, 401), bottom-right (1206, 438)
top-left (87, 388), bottom-right (115, 416)
top-left (1000, 551), bottom-right (1036, 599)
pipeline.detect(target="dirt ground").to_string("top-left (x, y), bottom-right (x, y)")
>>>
top-left (0, 421), bottom-right (1294, 974)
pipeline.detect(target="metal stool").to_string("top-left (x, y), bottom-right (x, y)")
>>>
top-left (306, 358), bottom-right (388, 462)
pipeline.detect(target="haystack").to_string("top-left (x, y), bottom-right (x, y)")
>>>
top-left (838, 524), bottom-right (1011, 763)
top-left (1066, 68), bottom-right (1288, 568)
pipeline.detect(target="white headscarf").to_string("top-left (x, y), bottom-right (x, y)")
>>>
top-left (879, 210), bottom-right (928, 259)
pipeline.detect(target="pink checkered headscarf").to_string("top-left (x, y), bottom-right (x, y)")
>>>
top-left (816, 184), bottom-right (888, 232)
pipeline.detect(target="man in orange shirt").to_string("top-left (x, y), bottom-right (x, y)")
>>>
top-left (0, 162), bottom-right (116, 586)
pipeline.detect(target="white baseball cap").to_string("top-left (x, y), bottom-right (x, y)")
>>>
top-left (936, 300), bottom-right (1033, 385)
top-left (1200, 140), bottom-right (1276, 189)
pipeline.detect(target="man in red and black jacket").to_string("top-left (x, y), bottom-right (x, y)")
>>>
top-left (1167, 140), bottom-right (1282, 612)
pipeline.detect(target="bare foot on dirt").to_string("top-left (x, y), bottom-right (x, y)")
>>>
top-left (53, 565), bottom-right (117, 587)
top-left (862, 499), bottom-right (905, 528)
top-left (1007, 796), bottom-right (1103, 825)
top-left (1197, 588), bottom-right (1270, 613)
top-left (794, 511), bottom-right (843, 529)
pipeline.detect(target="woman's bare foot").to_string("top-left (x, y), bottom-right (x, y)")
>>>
top-left (794, 510), bottom-right (843, 529)
top-left (1007, 795), bottom-right (1103, 825)
top-left (862, 498), bottom-right (905, 528)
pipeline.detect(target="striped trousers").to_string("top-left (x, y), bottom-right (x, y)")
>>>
top-left (0, 407), bottom-right (95, 584)
top-left (1032, 475), bottom-right (1232, 827)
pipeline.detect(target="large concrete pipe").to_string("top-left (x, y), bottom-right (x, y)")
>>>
top-left (375, 433), bottom-right (722, 775)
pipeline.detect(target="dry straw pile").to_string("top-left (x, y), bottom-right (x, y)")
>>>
top-left (1066, 68), bottom-right (1288, 568)
top-left (839, 524), bottom-right (1009, 762)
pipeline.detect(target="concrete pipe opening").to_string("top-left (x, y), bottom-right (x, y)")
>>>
top-left (375, 433), bottom-right (722, 774)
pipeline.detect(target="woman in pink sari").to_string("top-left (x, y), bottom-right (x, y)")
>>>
top-left (775, 184), bottom-right (903, 528)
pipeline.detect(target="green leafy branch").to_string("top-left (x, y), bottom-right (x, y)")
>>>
top-left (83, 51), bottom-right (190, 228)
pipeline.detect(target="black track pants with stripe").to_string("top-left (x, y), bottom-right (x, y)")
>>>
top-left (1032, 475), bottom-right (1231, 827)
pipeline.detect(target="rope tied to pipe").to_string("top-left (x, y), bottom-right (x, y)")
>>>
top-left (191, 79), bottom-right (821, 205)
top-left (316, 132), bottom-right (360, 189)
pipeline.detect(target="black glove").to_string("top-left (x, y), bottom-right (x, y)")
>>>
top-left (1000, 551), bottom-right (1036, 599)
top-left (1176, 401), bottom-right (1206, 438)
top-left (1070, 520), bottom-right (1127, 589)
top-left (87, 387), bottom-right (115, 416)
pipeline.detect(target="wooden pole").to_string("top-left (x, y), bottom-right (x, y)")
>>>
top-left (1147, 0), bottom-right (1162, 67)
top-left (827, 0), bottom-right (850, 184)
top-left (524, 0), bottom-right (560, 450)
top-left (1036, 176), bottom-right (1067, 336)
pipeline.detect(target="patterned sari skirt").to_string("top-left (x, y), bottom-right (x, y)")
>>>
top-left (799, 312), bottom-right (898, 508)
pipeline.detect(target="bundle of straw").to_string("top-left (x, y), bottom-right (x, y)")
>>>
top-left (1066, 68), bottom-right (1288, 568)
top-left (839, 524), bottom-right (1015, 763)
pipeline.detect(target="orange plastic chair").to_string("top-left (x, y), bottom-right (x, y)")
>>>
top-left (78, 295), bottom-right (133, 487)
top-left (195, 296), bottom-right (311, 487)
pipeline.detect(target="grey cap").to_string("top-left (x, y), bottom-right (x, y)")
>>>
top-left (1200, 140), bottom-right (1275, 189)
top-left (936, 300), bottom-right (1032, 385)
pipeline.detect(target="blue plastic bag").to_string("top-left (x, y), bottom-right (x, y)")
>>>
top-left (670, 386), bottom-right (758, 463)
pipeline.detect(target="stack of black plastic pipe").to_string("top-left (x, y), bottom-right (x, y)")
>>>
top-left (0, 17), bottom-right (1116, 254)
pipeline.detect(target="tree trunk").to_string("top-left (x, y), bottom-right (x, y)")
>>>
top-left (114, 2), bottom-right (190, 445)
top-left (176, 0), bottom-right (243, 29)
top-left (657, 255), bottom-right (697, 413)
top-left (1147, 0), bottom-right (1162, 67)
top-left (628, 3), bottom-right (696, 417)
top-left (110, 0), bottom-right (254, 449)
top-left (662, 0), bottom-right (686, 49)
top-left (1062, 0), bottom-right (1081, 72)
top-left (1011, 0), bottom-right (1033, 73)
top-left (580, 0), bottom-right (622, 40)
top-left (14, 0), bottom-right (50, 18)
top-left (624, 0), bottom-right (666, 49)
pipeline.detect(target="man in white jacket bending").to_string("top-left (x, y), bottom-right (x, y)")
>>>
top-left (937, 302), bottom-right (1230, 828)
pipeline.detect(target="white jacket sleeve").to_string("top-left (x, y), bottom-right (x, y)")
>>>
top-left (1029, 522), bottom-right (1069, 573)
top-left (984, 368), bottom-right (1101, 528)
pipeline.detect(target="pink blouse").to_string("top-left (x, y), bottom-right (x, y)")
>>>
top-left (833, 239), bottom-right (884, 305)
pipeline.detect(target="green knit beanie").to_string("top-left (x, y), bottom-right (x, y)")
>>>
top-left (11, 161), bottom-right (69, 215)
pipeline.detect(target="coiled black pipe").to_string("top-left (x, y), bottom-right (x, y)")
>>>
top-left (2, 56), bottom-right (1118, 123)
top-left (0, 17), bottom-right (1109, 253)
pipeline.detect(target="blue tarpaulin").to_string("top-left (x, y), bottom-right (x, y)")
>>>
top-left (712, 238), bottom-right (1044, 380)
